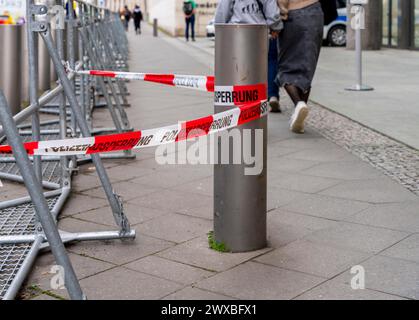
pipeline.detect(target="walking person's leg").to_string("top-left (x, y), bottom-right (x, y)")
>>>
top-left (268, 38), bottom-right (280, 112)
top-left (185, 17), bottom-right (190, 41)
top-left (191, 15), bottom-right (195, 41)
top-left (277, 3), bottom-right (324, 134)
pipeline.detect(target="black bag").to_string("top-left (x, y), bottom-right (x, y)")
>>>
top-left (183, 1), bottom-right (194, 15)
top-left (320, 0), bottom-right (338, 25)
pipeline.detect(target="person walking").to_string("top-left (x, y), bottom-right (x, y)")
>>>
top-left (183, 0), bottom-right (197, 41)
top-left (215, 0), bottom-right (283, 112)
top-left (267, 1), bottom-right (288, 113)
top-left (268, 36), bottom-right (280, 112)
top-left (275, 0), bottom-right (332, 133)
top-left (133, 5), bottom-right (143, 35)
top-left (122, 5), bottom-right (132, 32)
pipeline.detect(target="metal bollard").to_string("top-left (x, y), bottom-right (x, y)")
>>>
top-left (345, 2), bottom-right (373, 91)
top-left (213, 24), bottom-right (268, 252)
top-left (153, 18), bottom-right (158, 37)
top-left (0, 25), bottom-right (22, 115)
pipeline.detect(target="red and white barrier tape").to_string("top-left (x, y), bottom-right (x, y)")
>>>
top-left (73, 68), bottom-right (215, 92)
top-left (0, 100), bottom-right (268, 156)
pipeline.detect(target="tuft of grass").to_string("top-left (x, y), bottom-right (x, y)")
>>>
top-left (207, 231), bottom-right (229, 253)
top-left (26, 284), bottom-right (67, 300)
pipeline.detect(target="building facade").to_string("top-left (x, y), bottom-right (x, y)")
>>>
top-left (143, 0), bottom-right (218, 37)
top-left (382, 0), bottom-right (419, 49)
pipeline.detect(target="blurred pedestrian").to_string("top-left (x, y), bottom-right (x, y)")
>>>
top-left (268, 37), bottom-right (280, 112)
top-left (183, 0), bottom-right (197, 41)
top-left (133, 5), bottom-right (143, 35)
top-left (122, 5), bottom-right (132, 31)
top-left (215, 0), bottom-right (283, 112)
top-left (275, 0), bottom-right (335, 133)
top-left (267, 0), bottom-right (289, 113)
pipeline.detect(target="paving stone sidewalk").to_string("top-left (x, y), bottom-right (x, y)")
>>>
top-left (18, 25), bottom-right (419, 300)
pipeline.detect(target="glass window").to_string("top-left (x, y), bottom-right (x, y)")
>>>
top-left (383, 0), bottom-right (390, 46)
top-left (415, 0), bottom-right (419, 47)
top-left (391, 0), bottom-right (400, 46)
top-left (382, 0), bottom-right (402, 47)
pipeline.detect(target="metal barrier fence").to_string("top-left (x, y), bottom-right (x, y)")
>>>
top-left (0, 0), bottom-right (136, 300)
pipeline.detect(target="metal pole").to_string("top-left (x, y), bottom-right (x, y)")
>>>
top-left (153, 18), bottom-right (158, 37)
top-left (0, 90), bottom-right (85, 300)
top-left (56, 0), bottom-right (71, 189)
top-left (213, 24), bottom-right (268, 252)
top-left (346, 5), bottom-right (373, 91)
top-left (67, 0), bottom-right (77, 134)
top-left (26, 0), bottom-right (42, 182)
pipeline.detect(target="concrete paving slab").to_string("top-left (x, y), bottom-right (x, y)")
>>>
top-left (304, 221), bottom-right (409, 254)
top-left (266, 210), bottom-right (339, 247)
top-left (302, 160), bottom-right (385, 180)
top-left (173, 176), bottom-right (213, 197)
top-left (320, 178), bottom-right (419, 203)
top-left (85, 164), bottom-right (155, 183)
top-left (346, 202), bottom-right (419, 233)
top-left (79, 267), bottom-right (183, 300)
top-left (256, 239), bottom-right (370, 278)
top-left (57, 217), bottom-right (111, 233)
top-left (60, 193), bottom-right (108, 217)
top-left (130, 189), bottom-right (212, 213)
top-left (68, 234), bottom-right (174, 265)
top-left (157, 236), bottom-right (271, 272)
top-left (295, 277), bottom-right (406, 300)
top-left (74, 203), bottom-right (168, 227)
top-left (124, 256), bottom-right (214, 285)
top-left (269, 172), bottom-right (341, 194)
top-left (196, 261), bottom-right (325, 300)
top-left (130, 165), bottom-right (212, 189)
top-left (267, 186), bottom-right (311, 211)
top-left (139, 213), bottom-right (212, 243)
top-left (80, 180), bottom-right (161, 201)
top-left (268, 157), bottom-right (320, 174)
top-left (280, 193), bottom-right (370, 220)
top-left (381, 234), bottom-right (419, 264)
top-left (163, 287), bottom-right (235, 300)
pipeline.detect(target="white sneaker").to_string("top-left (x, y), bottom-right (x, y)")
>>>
top-left (290, 101), bottom-right (309, 133)
top-left (269, 96), bottom-right (281, 113)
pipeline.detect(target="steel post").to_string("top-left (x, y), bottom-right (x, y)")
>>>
top-left (26, 0), bottom-right (43, 183)
top-left (213, 24), bottom-right (268, 252)
top-left (345, 5), bottom-right (373, 91)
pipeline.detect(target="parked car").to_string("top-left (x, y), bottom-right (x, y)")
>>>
top-left (323, 3), bottom-right (347, 47)
top-left (207, 1), bottom-right (347, 46)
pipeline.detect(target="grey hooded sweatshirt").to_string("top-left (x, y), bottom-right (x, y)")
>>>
top-left (214, 0), bottom-right (283, 31)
